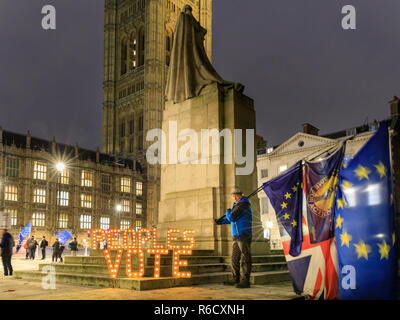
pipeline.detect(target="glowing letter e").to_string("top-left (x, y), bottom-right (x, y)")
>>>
top-left (341, 265), bottom-right (356, 290)
top-left (42, 5), bottom-right (56, 30)
top-left (341, 5), bottom-right (356, 30)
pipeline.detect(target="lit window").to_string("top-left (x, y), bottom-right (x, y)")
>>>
top-left (57, 191), bottom-right (69, 207)
top-left (121, 177), bottom-right (131, 193)
top-left (4, 185), bottom-right (18, 202)
top-left (32, 212), bottom-right (45, 227)
top-left (81, 194), bottom-right (92, 208)
top-left (33, 188), bottom-right (46, 204)
top-left (4, 209), bottom-right (17, 227)
top-left (136, 181), bottom-right (143, 196)
top-left (80, 214), bottom-right (92, 229)
top-left (6, 157), bottom-right (20, 178)
top-left (60, 169), bottom-right (70, 185)
top-left (136, 203), bottom-right (143, 215)
top-left (58, 214), bottom-right (68, 229)
top-left (34, 161), bottom-right (47, 180)
top-left (136, 220), bottom-right (142, 231)
top-left (81, 170), bottom-right (93, 187)
top-left (279, 165), bottom-right (288, 173)
top-left (267, 147), bottom-right (274, 154)
top-left (121, 219), bottom-right (130, 231)
top-left (100, 217), bottom-right (110, 230)
top-left (122, 199), bottom-right (131, 213)
top-left (101, 175), bottom-right (111, 192)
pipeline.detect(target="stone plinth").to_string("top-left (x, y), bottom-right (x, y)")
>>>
top-left (157, 83), bottom-right (269, 255)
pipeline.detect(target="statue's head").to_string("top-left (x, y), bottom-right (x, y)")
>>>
top-left (183, 5), bottom-right (192, 15)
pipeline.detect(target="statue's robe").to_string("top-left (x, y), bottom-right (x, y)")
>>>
top-left (166, 10), bottom-right (244, 103)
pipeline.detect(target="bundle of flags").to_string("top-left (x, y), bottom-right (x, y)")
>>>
top-left (15, 222), bottom-right (32, 252)
top-left (263, 122), bottom-right (398, 300)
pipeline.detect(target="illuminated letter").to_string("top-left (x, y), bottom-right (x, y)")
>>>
top-left (152, 228), bottom-right (166, 249)
top-left (107, 229), bottom-right (122, 250)
top-left (147, 248), bottom-right (169, 278)
top-left (123, 228), bottom-right (137, 249)
top-left (172, 249), bottom-right (192, 278)
top-left (91, 229), bottom-right (106, 250)
top-left (103, 249), bottom-right (123, 279)
top-left (138, 228), bottom-right (151, 249)
top-left (182, 230), bottom-right (195, 249)
top-left (126, 249), bottom-right (145, 278)
top-left (167, 229), bottom-right (180, 250)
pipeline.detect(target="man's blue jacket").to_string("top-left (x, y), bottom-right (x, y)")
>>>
top-left (216, 196), bottom-right (252, 241)
top-left (0, 232), bottom-right (15, 257)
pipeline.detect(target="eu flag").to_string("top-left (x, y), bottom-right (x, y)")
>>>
top-left (56, 230), bottom-right (72, 246)
top-left (16, 222), bottom-right (32, 252)
top-left (335, 122), bottom-right (398, 299)
top-left (263, 161), bottom-right (303, 257)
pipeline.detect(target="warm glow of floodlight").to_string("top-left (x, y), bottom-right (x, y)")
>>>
top-left (56, 162), bottom-right (65, 172)
top-left (116, 204), bottom-right (122, 212)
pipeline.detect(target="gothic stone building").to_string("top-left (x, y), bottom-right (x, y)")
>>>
top-left (101, 0), bottom-right (212, 227)
top-left (0, 128), bottom-right (146, 242)
top-left (257, 98), bottom-right (400, 250)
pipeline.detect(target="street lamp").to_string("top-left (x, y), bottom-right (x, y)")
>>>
top-left (56, 162), bottom-right (65, 232)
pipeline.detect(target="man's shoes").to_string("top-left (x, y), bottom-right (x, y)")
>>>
top-left (236, 281), bottom-right (250, 289)
top-left (223, 279), bottom-right (240, 286)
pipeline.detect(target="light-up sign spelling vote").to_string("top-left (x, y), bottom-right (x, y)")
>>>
top-left (91, 228), bottom-right (195, 279)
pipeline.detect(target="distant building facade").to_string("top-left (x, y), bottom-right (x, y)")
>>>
top-left (257, 99), bottom-right (400, 250)
top-left (0, 128), bottom-right (146, 242)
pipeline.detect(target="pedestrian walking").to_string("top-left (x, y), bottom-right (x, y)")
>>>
top-left (0, 228), bottom-right (15, 276)
top-left (69, 237), bottom-right (78, 257)
top-left (24, 241), bottom-right (29, 259)
top-left (215, 189), bottom-right (253, 288)
top-left (59, 244), bottom-right (65, 263)
top-left (40, 236), bottom-right (48, 260)
top-left (52, 238), bottom-right (60, 262)
top-left (27, 236), bottom-right (38, 260)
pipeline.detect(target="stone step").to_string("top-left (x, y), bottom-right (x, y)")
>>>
top-left (251, 271), bottom-right (292, 285)
top-left (65, 254), bottom-right (287, 266)
top-left (88, 249), bottom-right (215, 257)
top-left (14, 269), bottom-right (291, 291)
top-left (38, 259), bottom-right (288, 278)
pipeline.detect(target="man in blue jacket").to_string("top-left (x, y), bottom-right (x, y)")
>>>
top-left (215, 189), bottom-right (252, 288)
top-left (0, 228), bottom-right (15, 276)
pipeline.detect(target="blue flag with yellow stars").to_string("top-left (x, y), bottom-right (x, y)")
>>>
top-left (335, 122), bottom-right (398, 300)
top-left (16, 222), bottom-right (32, 252)
top-left (263, 161), bottom-right (303, 257)
top-left (56, 230), bottom-right (72, 246)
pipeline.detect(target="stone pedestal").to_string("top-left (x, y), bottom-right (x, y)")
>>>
top-left (157, 83), bottom-right (269, 255)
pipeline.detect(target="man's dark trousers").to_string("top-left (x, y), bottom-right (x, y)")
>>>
top-left (231, 240), bottom-right (252, 284)
top-left (29, 250), bottom-right (35, 260)
top-left (2, 255), bottom-right (13, 276)
top-left (41, 248), bottom-right (46, 259)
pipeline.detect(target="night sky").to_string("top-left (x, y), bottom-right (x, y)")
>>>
top-left (1, 0), bottom-right (399, 150)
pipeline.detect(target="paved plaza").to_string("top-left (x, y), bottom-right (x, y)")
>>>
top-left (0, 255), bottom-right (299, 300)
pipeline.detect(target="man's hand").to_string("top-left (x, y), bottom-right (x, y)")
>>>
top-left (213, 219), bottom-right (218, 225)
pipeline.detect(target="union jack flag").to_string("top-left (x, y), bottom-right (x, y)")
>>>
top-left (281, 205), bottom-right (339, 300)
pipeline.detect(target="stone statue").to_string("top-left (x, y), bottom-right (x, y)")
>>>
top-left (166, 5), bottom-right (244, 104)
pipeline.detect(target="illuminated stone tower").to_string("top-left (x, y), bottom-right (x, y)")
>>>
top-left (102, 0), bottom-right (213, 226)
